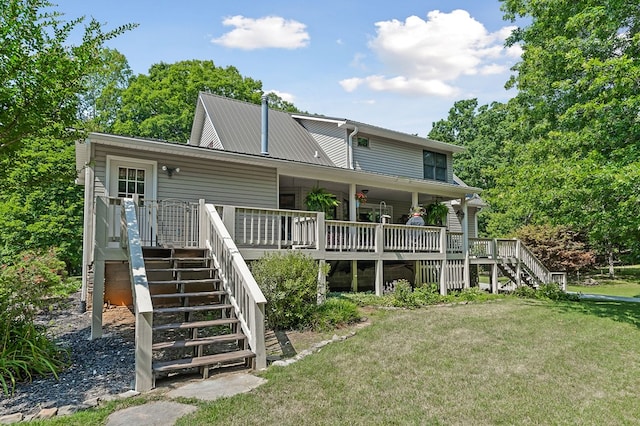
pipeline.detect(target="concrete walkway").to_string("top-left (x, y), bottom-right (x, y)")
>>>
top-left (105, 373), bottom-right (267, 426)
top-left (570, 292), bottom-right (640, 303)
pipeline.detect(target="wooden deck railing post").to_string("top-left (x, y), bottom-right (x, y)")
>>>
top-left (375, 224), bottom-right (384, 296)
top-left (198, 199), bottom-right (207, 247)
top-left (439, 227), bottom-right (447, 295)
top-left (222, 206), bottom-right (236, 239)
top-left (516, 239), bottom-right (522, 286)
top-left (316, 212), bottom-right (325, 251)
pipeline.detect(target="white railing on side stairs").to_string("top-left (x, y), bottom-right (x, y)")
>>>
top-left (200, 202), bottom-right (267, 370)
top-left (120, 198), bottom-right (154, 392)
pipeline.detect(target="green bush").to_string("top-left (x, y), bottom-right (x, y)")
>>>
top-left (251, 252), bottom-right (320, 330)
top-left (312, 298), bottom-right (361, 331)
top-left (0, 249), bottom-right (69, 395)
top-left (392, 279), bottom-right (418, 307)
top-left (513, 283), bottom-right (580, 302)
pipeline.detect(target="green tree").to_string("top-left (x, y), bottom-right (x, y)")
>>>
top-left (490, 0), bottom-right (640, 272)
top-left (110, 60), bottom-right (300, 142)
top-left (78, 48), bottom-right (133, 131)
top-left (0, 0), bottom-right (136, 152)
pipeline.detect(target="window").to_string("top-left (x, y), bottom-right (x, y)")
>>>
top-left (356, 137), bottom-right (369, 148)
top-left (117, 167), bottom-right (146, 201)
top-left (423, 150), bottom-right (447, 181)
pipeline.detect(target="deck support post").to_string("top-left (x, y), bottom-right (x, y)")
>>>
top-left (317, 259), bottom-right (327, 304)
top-left (81, 166), bottom-right (95, 312)
top-left (491, 263), bottom-right (499, 294)
top-left (91, 260), bottom-right (105, 339)
top-left (351, 260), bottom-right (358, 292)
top-left (91, 197), bottom-right (109, 339)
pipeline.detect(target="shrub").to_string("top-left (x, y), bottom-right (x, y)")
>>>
top-left (312, 298), bottom-right (361, 331)
top-left (251, 252), bottom-right (320, 330)
top-left (513, 283), bottom-right (580, 302)
top-left (392, 279), bottom-right (418, 307)
top-left (0, 249), bottom-right (69, 395)
top-left (515, 224), bottom-right (596, 273)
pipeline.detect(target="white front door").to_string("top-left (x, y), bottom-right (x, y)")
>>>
top-left (106, 156), bottom-right (157, 245)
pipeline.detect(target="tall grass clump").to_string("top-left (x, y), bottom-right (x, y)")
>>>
top-left (0, 249), bottom-right (70, 395)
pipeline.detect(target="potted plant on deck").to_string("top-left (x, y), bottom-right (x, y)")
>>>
top-left (304, 186), bottom-right (339, 219)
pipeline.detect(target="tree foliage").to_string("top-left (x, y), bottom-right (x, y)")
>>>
top-left (0, 0), bottom-right (136, 152)
top-left (492, 0), bottom-right (640, 268)
top-left (109, 60), bottom-right (300, 142)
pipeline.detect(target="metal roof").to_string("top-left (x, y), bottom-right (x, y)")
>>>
top-left (198, 93), bottom-right (335, 166)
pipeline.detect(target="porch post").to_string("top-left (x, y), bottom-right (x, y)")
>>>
top-left (349, 183), bottom-right (357, 221)
top-left (461, 198), bottom-right (470, 289)
top-left (411, 192), bottom-right (419, 208)
top-left (317, 212), bottom-right (327, 303)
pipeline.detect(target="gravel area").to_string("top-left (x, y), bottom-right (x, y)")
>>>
top-left (0, 292), bottom-right (136, 417)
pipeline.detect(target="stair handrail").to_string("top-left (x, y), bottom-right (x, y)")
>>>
top-left (201, 202), bottom-right (267, 370)
top-left (518, 242), bottom-right (549, 284)
top-left (121, 198), bottom-right (154, 392)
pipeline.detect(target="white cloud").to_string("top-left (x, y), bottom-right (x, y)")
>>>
top-left (211, 15), bottom-right (310, 50)
top-left (342, 10), bottom-right (519, 96)
top-left (265, 89), bottom-right (295, 103)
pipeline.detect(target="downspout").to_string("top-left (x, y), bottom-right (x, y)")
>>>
top-left (347, 126), bottom-right (358, 169)
top-left (261, 95), bottom-right (269, 156)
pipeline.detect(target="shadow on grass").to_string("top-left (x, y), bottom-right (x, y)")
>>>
top-left (552, 299), bottom-right (640, 329)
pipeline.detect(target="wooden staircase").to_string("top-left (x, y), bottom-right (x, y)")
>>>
top-left (497, 260), bottom-right (539, 289)
top-left (142, 247), bottom-right (255, 384)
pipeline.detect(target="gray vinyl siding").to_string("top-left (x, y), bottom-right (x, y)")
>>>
top-left (92, 144), bottom-right (277, 208)
top-left (447, 205), bottom-right (462, 233)
top-left (199, 116), bottom-right (223, 149)
top-left (353, 137), bottom-right (454, 184)
top-left (297, 119), bottom-right (348, 168)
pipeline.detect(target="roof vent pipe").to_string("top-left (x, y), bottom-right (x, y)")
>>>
top-left (261, 95), bottom-right (269, 156)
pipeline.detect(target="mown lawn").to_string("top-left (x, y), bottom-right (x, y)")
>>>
top-left (37, 297), bottom-right (640, 425)
top-left (568, 265), bottom-right (640, 298)
top-left (178, 298), bottom-right (640, 425)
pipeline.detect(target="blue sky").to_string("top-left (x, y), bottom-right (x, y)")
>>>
top-left (55, 1), bottom-right (523, 137)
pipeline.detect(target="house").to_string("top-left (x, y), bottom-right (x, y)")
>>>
top-left (76, 92), bottom-right (565, 391)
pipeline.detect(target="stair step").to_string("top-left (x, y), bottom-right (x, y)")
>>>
top-left (145, 267), bottom-right (217, 273)
top-left (144, 257), bottom-right (209, 262)
top-left (147, 278), bottom-right (221, 285)
top-left (151, 291), bottom-right (226, 299)
top-left (153, 318), bottom-right (238, 331)
top-left (154, 304), bottom-right (232, 315)
top-left (152, 333), bottom-right (246, 350)
top-left (152, 349), bottom-right (255, 373)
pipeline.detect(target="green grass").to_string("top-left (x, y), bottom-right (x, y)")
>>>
top-left (568, 265), bottom-right (640, 298)
top-left (36, 297), bottom-right (640, 425)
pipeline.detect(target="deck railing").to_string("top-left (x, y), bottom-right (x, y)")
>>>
top-left (469, 238), bottom-right (493, 258)
top-left (201, 202), bottom-right (267, 369)
top-left (231, 206), bottom-right (318, 248)
top-left (383, 224), bottom-right (443, 252)
top-left (325, 220), bottom-right (377, 251)
top-left (447, 232), bottom-right (464, 254)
